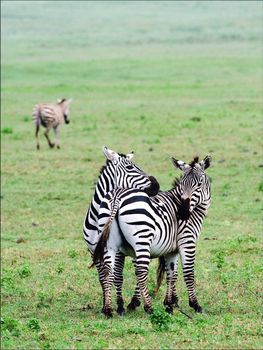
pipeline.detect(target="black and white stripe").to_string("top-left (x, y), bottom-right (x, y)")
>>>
top-left (94, 156), bottom-right (211, 317)
top-left (32, 98), bottom-right (72, 149)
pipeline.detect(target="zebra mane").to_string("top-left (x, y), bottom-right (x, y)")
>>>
top-left (172, 176), bottom-right (182, 188)
top-left (99, 161), bottom-right (109, 175)
top-left (190, 156), bottom-right (199, 167)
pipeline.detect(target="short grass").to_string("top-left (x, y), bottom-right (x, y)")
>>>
top-left (1, 1), bottom-right (262, 349)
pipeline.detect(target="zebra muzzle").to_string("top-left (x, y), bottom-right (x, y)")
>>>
top-left (177, 197), bottom-right (191, 221)
top-left (144, 176), bottom-right (160, 197)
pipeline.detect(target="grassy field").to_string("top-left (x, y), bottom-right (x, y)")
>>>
top-left (1, 1), bottom-right (262, 349)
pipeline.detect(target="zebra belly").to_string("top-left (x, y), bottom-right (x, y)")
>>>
top-left (83, 209), bottom-right (100, 252)
top-left (83, 227), bottom-right (98, 252)
top-left (149, 222), bottom-right (178, 257)
top-left (150, 236), bottom-right (178, 258)
top-left (119, 245), bottom-right (136, 258)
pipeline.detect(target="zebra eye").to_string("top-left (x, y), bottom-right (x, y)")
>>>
top-left (126, 165), bottom-right (134, 170)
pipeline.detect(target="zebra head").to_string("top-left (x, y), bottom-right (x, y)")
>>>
top-left (58, 98), bottom-right (72, 124)
top-left (172, 155), bottom-right (212, 221)
top-left (103, 146), bottom-right (159, 196)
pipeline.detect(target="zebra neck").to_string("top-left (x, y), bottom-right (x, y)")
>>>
top-left (197, 198), bottom-right (211, 218)
top-left (166, 187), bottom-right (181, 207)
top-left (92, 168), bottom-right (115, 211)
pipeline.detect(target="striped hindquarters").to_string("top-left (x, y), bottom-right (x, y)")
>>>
top-left (32, 104), bottom-right (61, 128)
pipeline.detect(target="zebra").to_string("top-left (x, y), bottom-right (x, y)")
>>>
top-left (83, 146), bottom-right (160, 315)
top-left (32, 98), bottom-right (72, 149)
top-left (94, 155), bottom-right (211, 317)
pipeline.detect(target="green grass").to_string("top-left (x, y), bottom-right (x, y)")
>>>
top-left (1, 1), bottom-right (262, 349)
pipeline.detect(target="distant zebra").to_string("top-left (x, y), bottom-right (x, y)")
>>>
top-left (83, 146), bottom-right (159, 315)
top-left (94, 156), bottom-right (211, 317)
top-left (32, 98), bottom-right (72, 149)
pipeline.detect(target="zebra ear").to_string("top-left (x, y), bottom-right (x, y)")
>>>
top-left (126, 151), bottom-right (134, 161)
top-left (103, 146), bottom-right (118, 162)
top-left (171, 157), bottom-right (190, 171)
top-left (57, 98), bottom-right (72, 105)
top-left (200, 155), bottom-right (212, 170)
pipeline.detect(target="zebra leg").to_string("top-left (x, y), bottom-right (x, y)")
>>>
top-left (53, 126), bottom-right (60, 149)
top-left (35, 123), bottom-right (40, 150)
top-left (44, 127), bottom-right (55, 148)
top-left (180, 244), bottom-right (202, 313)
top-left (135, 250), bottom-right (152, 314)
top-left (163, 254), bottom-right (179, 313)
top-left (95, 261), bottom-right (106, 314)
top-left (89, 248), bottom-right (107, 313)
top-left (127, 258), bottom-right (141, 311)
top-left (127, 285), bottom-right (141, 311)
top-left (102, 248), bottom-right (116, 318)
top-left (114, 252), bottom-right (125, 316)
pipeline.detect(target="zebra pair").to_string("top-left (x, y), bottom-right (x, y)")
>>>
top-left (83, 146), bottom-right (160, 315)
top-left (93, 155), bottom-right (212, 318)
top-left (32, 98), bottom-right (72, 149)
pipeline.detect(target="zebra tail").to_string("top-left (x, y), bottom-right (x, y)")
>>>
top-left (154, 256), bottom-right (166, 296)
top-left (32, 105), bottom-right (41, 125)
top-left (91, 194), bottom-right (120, 268)
top-left (90, 219), bottom-right (112, 268)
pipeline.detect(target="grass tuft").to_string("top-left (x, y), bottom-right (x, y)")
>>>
top-left (149, 307), bottom-right (173, 331)
top-left (1, 127), bottom-right (13, 134)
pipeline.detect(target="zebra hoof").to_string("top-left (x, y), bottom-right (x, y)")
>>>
top-left (171, 295), bottom-right (179, 306)
top-left (127, 297), bottom-right (140, 311)
top-left (37, 145), bottom-right (40, 150)
top-left (144, 305), bottom-right (153, 314)
top-left (189, 300), bottom-right (202, 313)
top-left (127, 303), bottom-right (136, 311)
top-left (165, 306), bottom-right (173, 314)
top-left (57, 145), bottom-right (60, 149)
top-left (195, 306), bottom-right (202, 313)
top-left (117, 306), bottom-right (125, 316)
top-left (49, 143), bottom-right (55, 148)
top-left (164, 297), bottom-right (176, 312)
top-left (104, 308), bottom-right (113, 319)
